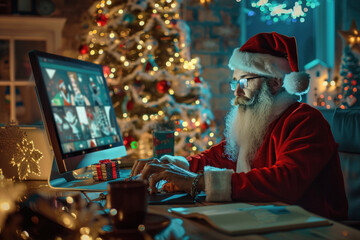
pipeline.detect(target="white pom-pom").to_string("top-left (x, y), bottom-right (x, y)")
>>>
top-left (283, 72), bottom-right (310, 95)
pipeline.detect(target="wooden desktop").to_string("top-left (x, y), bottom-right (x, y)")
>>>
top-left (18, 180), bottom-right (360, 240)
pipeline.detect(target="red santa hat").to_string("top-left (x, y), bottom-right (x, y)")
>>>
top-left (59, 79), bottom-right (65, 88)
top-left (228, 32), bottom-right (310, 95)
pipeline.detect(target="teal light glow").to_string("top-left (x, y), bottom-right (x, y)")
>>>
top-left (250, 0), bottom-right (320, 24)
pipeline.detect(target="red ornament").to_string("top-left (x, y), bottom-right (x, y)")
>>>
top-left (103, 65), bottom-right (111, 77)
top-left (79, 44), bottom-right (89, 55)
top-left (156, 80), bottom-right (171, 93)
top-left (347, 72), bottom-right (353, 78)
top-left (194, 76), bottom-right (202, 83)
top-left (351, 80), bottom-right (357, 86)
top-left (200, 121), bottom-right (209, 131)
top-left (126, 100), bottom-right (134, 111)
top-left (144, 61), bottom-right (153, 72)
top-left (123, 135), bottom-right (135, 148)
top-left (96, 14), bottom-right (108, 26)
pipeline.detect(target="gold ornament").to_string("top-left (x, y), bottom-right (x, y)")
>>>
top-left (338, 19), bottom-right (360, 53)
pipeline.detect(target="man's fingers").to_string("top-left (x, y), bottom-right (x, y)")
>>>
top-left (149, 171), bottom-right (168, 194)
top-left (130, 160), bottom-right (145, 177)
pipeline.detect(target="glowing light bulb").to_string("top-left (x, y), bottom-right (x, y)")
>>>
top-left (1, 202), bottom-right (10, 211)
top-left (124, 61), bottom-right (129, 66)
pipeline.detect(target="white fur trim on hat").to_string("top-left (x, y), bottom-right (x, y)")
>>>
top-left (283, 72), bottom-right (310, 95)
top-left (204, 166), bottom-right (234, 202)
top-left (228, 48), bottom-right (292, 78)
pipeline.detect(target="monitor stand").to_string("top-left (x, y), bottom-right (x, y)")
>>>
top-left (47, 157), bottom-right (131, 192)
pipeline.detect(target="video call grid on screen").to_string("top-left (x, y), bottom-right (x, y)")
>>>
top-left (38, 56), bottom-right (121, 155)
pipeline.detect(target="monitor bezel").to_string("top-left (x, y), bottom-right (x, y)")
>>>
top-left (29, 50), bottom-right (125, 174)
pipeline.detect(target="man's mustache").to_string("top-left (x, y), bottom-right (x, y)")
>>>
top-left (233, 96), bottom-right (251, 106)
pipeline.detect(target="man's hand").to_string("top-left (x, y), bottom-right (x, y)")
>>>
top-left (140, 162), bottom-right (204, 194)
top-left (130, 155), bottom-right (190, 177)
top-left (130, 158), bottom-right (158, 177)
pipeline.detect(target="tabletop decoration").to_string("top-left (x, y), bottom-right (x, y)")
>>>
top-left (0, 121), bottom-right (43, 180)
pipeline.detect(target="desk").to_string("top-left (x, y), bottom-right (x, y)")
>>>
top-left (9, 180), bottom-right (360, 240)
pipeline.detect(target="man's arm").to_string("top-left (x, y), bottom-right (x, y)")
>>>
top-left (187, 140), bottom-right (237, 172)
top-left (231, 107), bottom-right (338, 203)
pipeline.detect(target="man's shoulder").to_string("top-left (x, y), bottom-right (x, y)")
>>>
top-left (285, 102), bottom-right (327, 124)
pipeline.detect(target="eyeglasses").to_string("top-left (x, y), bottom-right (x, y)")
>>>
top-left (229, 76), bottom-right (267, 91)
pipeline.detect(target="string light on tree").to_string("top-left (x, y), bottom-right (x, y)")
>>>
top-left (79, 0), bottom-right (218, 157)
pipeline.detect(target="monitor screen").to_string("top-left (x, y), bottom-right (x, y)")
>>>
top-left (29, 50), bottom-right (127, 175)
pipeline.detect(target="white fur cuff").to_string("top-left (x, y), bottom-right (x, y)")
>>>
top-left (204, 166), bottom-right (234, 202)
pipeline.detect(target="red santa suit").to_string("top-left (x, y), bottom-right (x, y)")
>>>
top-left (187, 102), bottom-right (348, 220)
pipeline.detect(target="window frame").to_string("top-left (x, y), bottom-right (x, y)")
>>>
top-left (0, 16), bottom-right (65, 125)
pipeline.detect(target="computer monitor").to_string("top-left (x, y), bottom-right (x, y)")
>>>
top-left (29, 50), bottom-right (127, 191)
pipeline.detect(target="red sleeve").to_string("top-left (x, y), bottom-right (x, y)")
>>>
top-left (186, 141), bottom-right (237, 173)
top-left (231, 106), bottom-right (338, 204)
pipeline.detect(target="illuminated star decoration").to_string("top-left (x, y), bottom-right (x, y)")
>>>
top-left (338, 19), bottom-right (360, 53)
top-left (10, 138), bottom-right (42, 180)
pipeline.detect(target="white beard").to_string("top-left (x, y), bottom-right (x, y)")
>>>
top-left (224, 83), bottom-right (278, 173)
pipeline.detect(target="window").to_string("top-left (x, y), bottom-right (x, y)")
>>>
top-left (0, 16), bottom-right (65, 125)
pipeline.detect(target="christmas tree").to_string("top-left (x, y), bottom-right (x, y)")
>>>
top-left (78, 0), bottom-right (217, 158)
top-left (339, 45), bottom-right (360, 108)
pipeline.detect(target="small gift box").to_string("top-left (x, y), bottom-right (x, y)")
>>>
top-left (91, 159), bottom-right (120, 181)
top-left (153, 130), bottom-right (175, 158)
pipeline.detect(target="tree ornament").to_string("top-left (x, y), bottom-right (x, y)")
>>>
top-left (96, 14), bottom-right (108, 26)
top-left (200, 121), bottom-right (210, 132)
top-left (123, 135), bottom-right (135, 148)
top-left (338, 19), bottom-right (360, 53)
top-left (156, 80), bottom-right (171, 94)
top-left (144, 61), bottom-right (153, 72)
top-left (79, 44), bottom-right (89, 55)
top-left (170, 19), bottom-right (177, 27)
top-left (126, 99), bottom-right (134, 111)
top-left (348, 72), bottom-right (353, 78)
top-left (346, 95), bottom-right (357, 107)
top-left (194, 76), bottom-right (202, 83)
top-left (123, 13), bottom-right (136, 23)
top-left (103, 65), bottom-right (111, 77)
top-left (351, 80), bottom-right (357, 86)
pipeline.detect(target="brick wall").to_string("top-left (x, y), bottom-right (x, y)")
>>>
top-left (183, 0), bottom-right (241, 135)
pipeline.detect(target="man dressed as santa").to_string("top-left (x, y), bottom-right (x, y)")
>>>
top-left (130, 32), bottom-right (348, 220)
